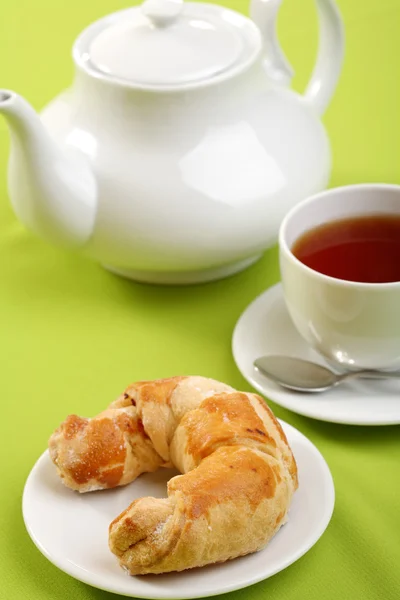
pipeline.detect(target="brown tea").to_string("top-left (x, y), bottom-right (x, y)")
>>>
top-left (292, 214), bottom-right (400, 283)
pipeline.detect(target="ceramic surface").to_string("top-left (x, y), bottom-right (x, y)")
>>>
top-left (280, 184), bottom-right (400, 370)
top-left (23, 420), bottom-right (335, 599)
top-left (232, 283), bottom-right (400, 425)
top-left (0, 0), bottom-right (344, 283)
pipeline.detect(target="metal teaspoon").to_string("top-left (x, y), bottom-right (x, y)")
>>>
top-left (253, 355), bottom-right (400, 393)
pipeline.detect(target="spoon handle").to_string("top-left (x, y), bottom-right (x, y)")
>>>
top-left (339, 369), bottom-right (400, 382)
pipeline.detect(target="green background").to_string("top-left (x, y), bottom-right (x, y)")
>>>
top-left (1, 1), bottom-right (399, 599)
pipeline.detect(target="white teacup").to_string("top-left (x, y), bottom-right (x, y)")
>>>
top-left (279, 183), bottom-right (400, 371)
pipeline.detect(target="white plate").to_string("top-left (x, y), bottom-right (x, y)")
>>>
top-left (233, 283), bottom-right (400, 426)
top-left (23, 421), bottom-right (334, 599)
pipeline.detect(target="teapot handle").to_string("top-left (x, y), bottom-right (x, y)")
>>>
top-left (250, 0), bottom-right (344, 115)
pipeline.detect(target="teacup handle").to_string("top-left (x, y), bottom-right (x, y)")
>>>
top-left (250, 0), bottom-right (344, 115)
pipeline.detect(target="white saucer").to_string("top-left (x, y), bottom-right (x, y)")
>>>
top-left (233, 283), bottom-right (400, 426)
top-left (22, 421), bottom-right (334, 599)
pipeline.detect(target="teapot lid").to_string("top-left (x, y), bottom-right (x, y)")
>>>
top-left (74, 1), bottom-right (261, 88)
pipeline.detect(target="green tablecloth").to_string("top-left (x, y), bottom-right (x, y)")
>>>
top-left (1, 1), bottom-right (399, 599)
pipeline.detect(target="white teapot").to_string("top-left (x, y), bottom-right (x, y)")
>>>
top-left (0, 0), bottom-right (343, 284)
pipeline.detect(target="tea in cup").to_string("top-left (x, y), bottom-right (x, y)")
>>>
top-left (279, 184), bottom-right (400, 370)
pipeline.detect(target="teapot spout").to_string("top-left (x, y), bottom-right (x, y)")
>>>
top-left (0, 91), bottom-right (97, 247)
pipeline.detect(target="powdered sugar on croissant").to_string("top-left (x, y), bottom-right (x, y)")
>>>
top-left (49, 376), bottom-right (298, 574)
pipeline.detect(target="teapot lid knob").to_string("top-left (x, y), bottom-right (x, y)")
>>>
top-left (142, 0), bottom-right (183, 27)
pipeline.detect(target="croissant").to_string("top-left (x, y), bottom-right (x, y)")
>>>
top-left (49, 376), bottom-right (298, 574)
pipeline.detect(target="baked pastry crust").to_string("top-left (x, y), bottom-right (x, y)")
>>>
top-left (49, 376), bottom-right (298, 574)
